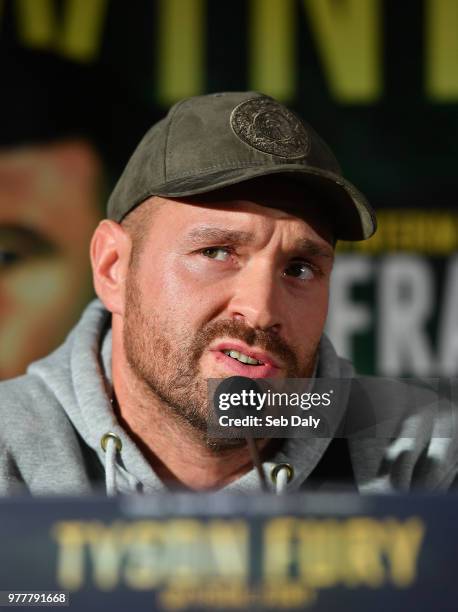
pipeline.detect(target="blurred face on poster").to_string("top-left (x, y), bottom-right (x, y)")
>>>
top-left (0, 140), bottom-right (102, 379)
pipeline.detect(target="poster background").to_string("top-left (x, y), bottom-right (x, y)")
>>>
top-left (1, 0), bottom-right (458, 377)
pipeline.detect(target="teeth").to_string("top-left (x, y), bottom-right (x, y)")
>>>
top-left (246, 356), bottom-right (260, 365)
top-left (223, 350), bottom-right (263, 365)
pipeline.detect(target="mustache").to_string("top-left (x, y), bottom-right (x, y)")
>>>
top-left (190, 319), bottom-right (300, 375)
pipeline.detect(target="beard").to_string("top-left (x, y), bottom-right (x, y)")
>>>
top-left (123, 271), bottom-right (318, 450)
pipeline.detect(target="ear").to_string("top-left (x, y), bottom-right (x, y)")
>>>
top-left (90, 220), bottom-right (131, 315)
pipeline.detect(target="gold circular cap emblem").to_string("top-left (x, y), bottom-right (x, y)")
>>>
top-left (230, 97), bottom-right (310, 159)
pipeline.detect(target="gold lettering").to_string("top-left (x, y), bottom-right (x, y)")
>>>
top-left (338, 211), bottom-right (458, 254)
top-left (85, 521), bottom-right (125, 590)
top-left (431, 216), bottom-right (457, 252)
top-left (384, 518), bottom-right (425, 587)
top-left (303, 0), bottom-right (381, 102)
top-left (296, 521), bottom-right (341, 588)
top-left (166, 520), bottom-right (206, 584)
top-left (157, 0), bottom-right (205, 105)
top-left (57, 0), bottom-right (108, 62)
top-left (249, 0), bottom-right (295, 101)
top-left (263, 518), bottom-right (296, 580)
top-left (52, 521), bottom-right (87, 590)
top-left (15, 0), bottom-right (55, 49)
top-left (426, 0), bottom-right (458, 100)
top-left (207, 521), bottom-right (249, 580)
top-left (123, 521), bottom-right (165, 590)
top-left (344, 519), bottom-right (385, 587)
top-left (13, 0), bottom-right (107, 61)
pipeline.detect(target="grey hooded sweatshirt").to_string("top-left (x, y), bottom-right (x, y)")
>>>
top-left (0, 300), bottom-right (457, 496)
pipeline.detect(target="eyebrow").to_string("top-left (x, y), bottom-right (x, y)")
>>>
top-left (0, 224), bottom-right (55, 254)
top-left (185, 226), bottom-right (333, 259)
top-left (185, 227), bottom-right (255, 246)
top-left (292, 238), bottom-right (334, 260)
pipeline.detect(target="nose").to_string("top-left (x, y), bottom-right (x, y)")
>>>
top-left (228, 259), bottom-right (282, 333)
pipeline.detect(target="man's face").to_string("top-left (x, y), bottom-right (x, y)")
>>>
top-left (122, 182), bottom-right (334, 436)
top-left (0, 141), bottom-right (102, 379)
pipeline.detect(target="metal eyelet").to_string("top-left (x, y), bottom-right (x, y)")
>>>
top-left (101, 432), bottom-right (122, 453)
top-left (271, 463), bottom-right (294, 484)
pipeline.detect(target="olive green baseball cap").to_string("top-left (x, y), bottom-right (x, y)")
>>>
top-left (107, 91), bottom-right (376, 241)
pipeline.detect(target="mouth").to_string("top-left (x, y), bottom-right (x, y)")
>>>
top-left (209, 341), bottom-right (281, 378)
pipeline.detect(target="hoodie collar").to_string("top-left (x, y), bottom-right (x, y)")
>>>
top-left (29, 299), bottom-right (354, 495)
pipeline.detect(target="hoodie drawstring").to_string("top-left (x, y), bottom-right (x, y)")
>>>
top-left (100, 432), bottom-right (295, 495)
top-left (271, 463), bottom-right (294, 494)
top-left (245, 436), bottom-right (295, 494)
top-left (101, 432), bottom-right (122, 496)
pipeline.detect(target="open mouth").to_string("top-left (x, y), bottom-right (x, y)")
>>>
top-left (221, 349), bottom-right (264, 366)
top-left (209, 341), bottom-right (280, 378)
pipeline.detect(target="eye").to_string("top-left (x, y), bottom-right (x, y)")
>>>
top-left (0, 249), bottom-right (21, 269)
top-left (201, 247), bottom-right (231, 261)
top-left (0, 226), bottom-right (56, 271)
top-left (283, 261), bottom-right (314, 281)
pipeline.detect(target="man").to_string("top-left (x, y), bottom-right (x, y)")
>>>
top-left (0, 47), bottom-right (156, 380)
top-left (0, 92), bottom-right (456, 495)
top-left (0, 50), bottom-right (105, 380)
top-left (0, 139), bottom-right (101, 380)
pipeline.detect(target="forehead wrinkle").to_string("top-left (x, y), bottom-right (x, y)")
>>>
top-left (185, 226), bottom-right (255, 245)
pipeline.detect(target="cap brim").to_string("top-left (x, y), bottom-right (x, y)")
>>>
top-left (135, 165), bottom-right (376, 241)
